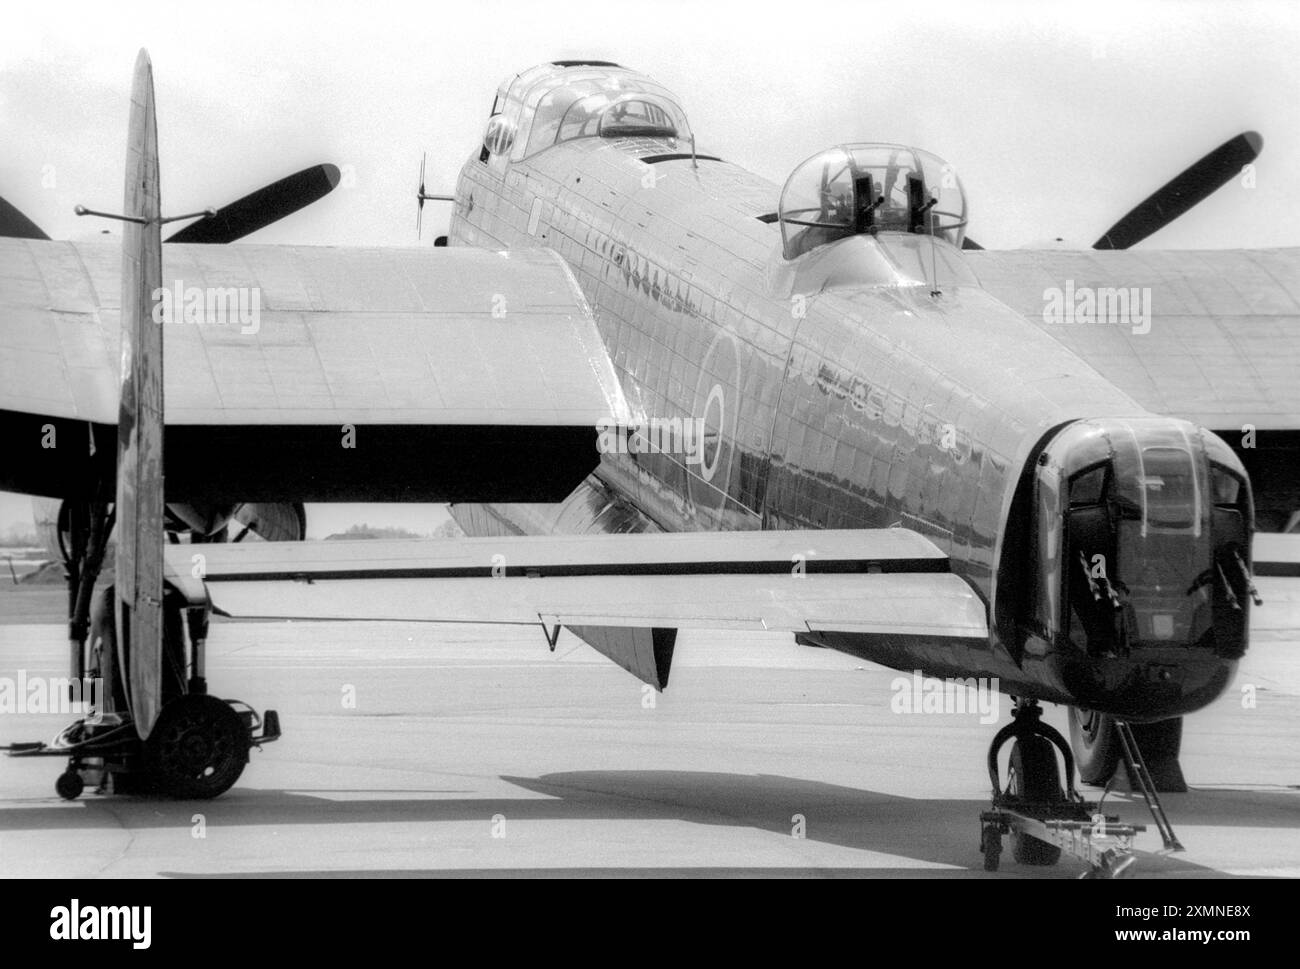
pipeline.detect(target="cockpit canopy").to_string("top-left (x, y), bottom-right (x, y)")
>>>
top-left (484, 63), bottom-right (693, 164)
top-left (778, 144), bottom-right (968, 260)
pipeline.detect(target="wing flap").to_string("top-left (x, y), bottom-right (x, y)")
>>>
top-left (176, 572), bottom-right (982, 637)
top-left (172, 525), bottom-right (949, 577)
top-left (167, 527), bottom-right (987, 635)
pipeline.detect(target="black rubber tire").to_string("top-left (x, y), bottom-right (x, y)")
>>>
top-left (1069, 707), bottom-right (1120, 787)
top-left (56, 770), bottom-right (84, 800)
top-left (1127, 718), bottom-right (1187, 792)
top-left (144, 694), bottom-right (249, 799)
top-left (1008, 737), bottom-right (1064, 866)
top-left (981, 825), bottom-right (1001, 872)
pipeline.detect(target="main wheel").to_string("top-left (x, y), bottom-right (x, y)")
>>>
top-left (1069, 707), bottom-right (1120, 786)
top-left (1008, 736), bottom-right (1064, 866)
top-left (144, 694), bottom-right (249, 799)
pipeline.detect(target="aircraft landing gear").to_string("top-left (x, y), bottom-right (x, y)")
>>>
top-left (984, 700), bottom-right (1077, 868)
top-left (8, 587), bottom-right (280, 800)
top-left (55, 770), bottom-right (84, 800)
top-left (1068, 706), bottom-right (1117, 785)
top-left (144, 694), bottom-right (249, 799)
top-left (979, 699), bottom-right (1146, 878)
top-left (1069, 708), bottom-right (1187, 792)
top-left (1006, 733), bottom-right (1065, 865)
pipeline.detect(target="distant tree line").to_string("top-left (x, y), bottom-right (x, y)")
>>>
top-left (324, 519), bottom-right (464, 541)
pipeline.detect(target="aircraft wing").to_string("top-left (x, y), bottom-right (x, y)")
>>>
top-left (0, 239), bottom-right (630, 502)
top-left (166, 528), bottom-right (988, 689)
top-left (1253, 533), bottom-right (1300, 577)
top-left (965, 248), bottom-right (1300, 431)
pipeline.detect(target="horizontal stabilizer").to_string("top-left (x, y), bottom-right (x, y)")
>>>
top-left (167, 529), bottom-right (988, 686)
top-left (1254, 533), bottom-right (1300, 577)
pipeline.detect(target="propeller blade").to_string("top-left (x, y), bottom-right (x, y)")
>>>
top-left (417, 152), bottom-right (427, 236)
top-left (230, 502), bottom-right (306, 542)
top-left (1092, 131), bottom-right (1262, 250)
top-left (164, 163), bottom-right (340, 244)
top-left (0, 197), bottom-right (50, 239)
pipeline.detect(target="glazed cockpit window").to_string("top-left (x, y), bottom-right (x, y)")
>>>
top-left (507, 66), bottom-right (692, 161)
top-left (597, 96), bottom-right (678, 138)
top-left (556, 92), bottom-right (616, 143)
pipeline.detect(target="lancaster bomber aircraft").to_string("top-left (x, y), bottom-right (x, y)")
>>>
top-left (2, 54), bottom-right (1297, 874)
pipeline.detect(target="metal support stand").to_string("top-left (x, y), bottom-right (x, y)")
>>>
top-left (63, 497), bottom-right (114, 697)
top-left (979, 699), bottom-right (1148, 878)
top-left (1114, 719), bottom-right (1184, 851)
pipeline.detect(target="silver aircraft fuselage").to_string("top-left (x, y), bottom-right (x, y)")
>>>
top-left (447, 66), bottom-right (1254, 720)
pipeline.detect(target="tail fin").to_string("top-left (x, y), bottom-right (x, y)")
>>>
top-left (114, 49), bottom-right (166, 739)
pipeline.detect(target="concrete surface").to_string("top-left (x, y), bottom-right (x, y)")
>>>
top-left (0, 579), bottom-right (1296, 878)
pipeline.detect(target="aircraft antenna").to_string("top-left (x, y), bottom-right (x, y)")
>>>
top-left (75, 204), bottom-right (216, 225)
top-left (927, 223), bottom-right (940, 298)
top-left (415, 152), bottom-right (454, 239)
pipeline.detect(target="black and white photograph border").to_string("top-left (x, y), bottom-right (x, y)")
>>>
top-left (0, 0), bottom-right (1297, 887)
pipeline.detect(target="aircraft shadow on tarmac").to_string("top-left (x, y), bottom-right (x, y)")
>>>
top-left (6, 770), bottom-right (1296, 876)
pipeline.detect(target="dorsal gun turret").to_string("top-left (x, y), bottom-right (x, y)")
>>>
top-left (778, 144), bottom-right (968, 260)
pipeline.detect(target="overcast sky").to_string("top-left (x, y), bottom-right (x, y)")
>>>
top-left (2, 0), bottom-right (1297, 535)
